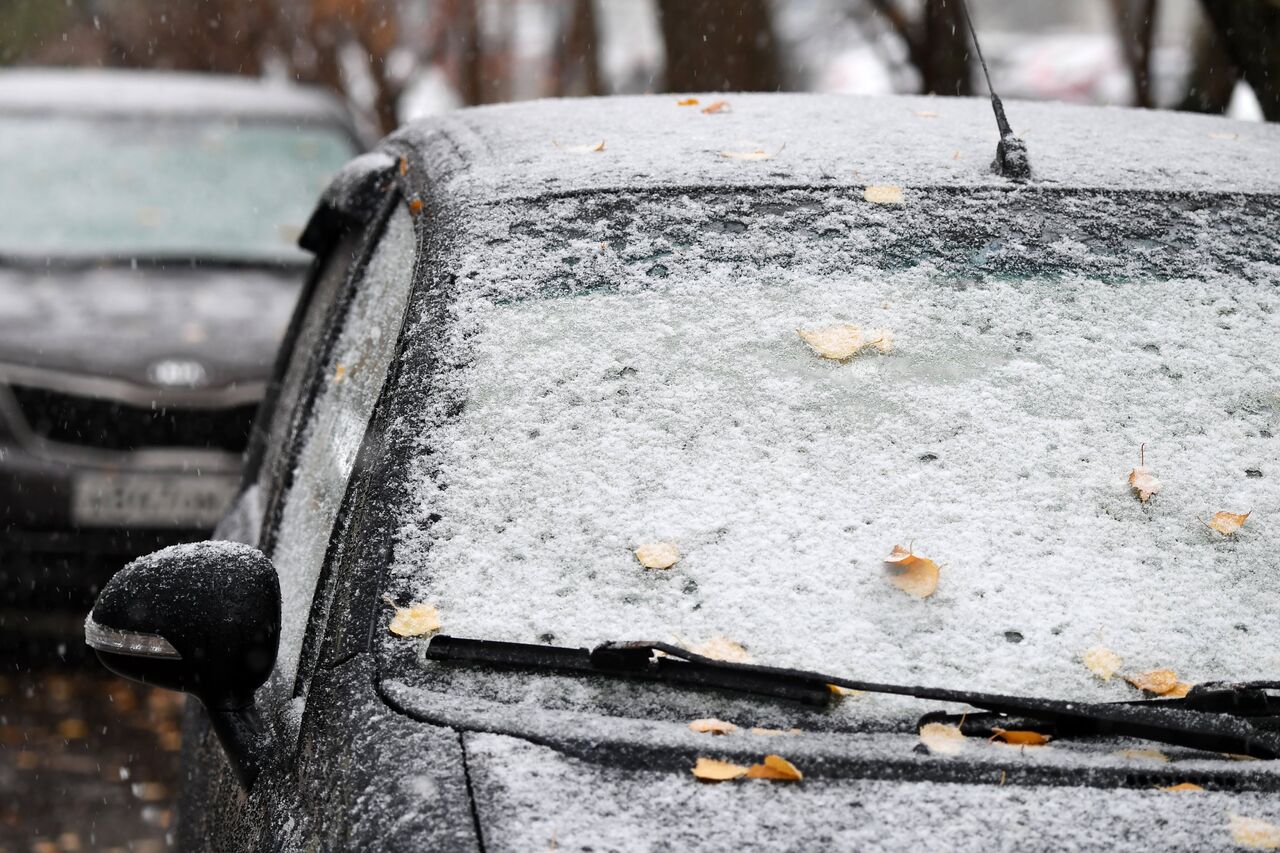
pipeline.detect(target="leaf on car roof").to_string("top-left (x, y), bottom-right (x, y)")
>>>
top-left (691, 635), bottom-right (752, 663)
top-left (1206, 510), bottom-right (1250, 535)
top-left (1128, 446), bottom-right (1161, 502)
top-left (1229, 815), bottom-right (1280, 850)
top-left (388, 603), bottom-right (441, 637)
top-left (689, 718), bottom-right (738, 735)
top-left (884, 545), bottom-right (939, 598)
top-left (676, 97), bottom-right (700, 106)
top-left (554, 140), bottom-right (606, 153)
top-left (691, 757), bottom-right (749, 781)
top-left (864, 185), bottom-right (904, 204)
top-left (991, 728), bottom-right (1051, 746)
top-left (919, 722), bottom-right (966, 755)
top-left (701, 100), bottom-right (731, 114)
top-left (635, 541), bottom-right (680, 569)
top-left (745, 754), bottom-right (803, 781)
top-left (1082, 645), bottom-right (1123, 681)
top-left (1126, 669), bottom-right (1182, 696)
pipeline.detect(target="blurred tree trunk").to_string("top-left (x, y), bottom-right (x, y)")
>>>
top-left (554, 0), bottom-right (604, 97)
top-left (865, 0), bottom-right (972, 96)
top-left (1197, 0), bottom-right (1280, 120)
top-left (1176, 23), bottom-right (1237, 113)
top-left (656, 0), bottom-right (782, 92)
top-left (1109, 0), bottom-right (1158, 108)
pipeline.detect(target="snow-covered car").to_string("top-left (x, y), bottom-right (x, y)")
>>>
top-left (86, 94), bottom-right (1280, 850)
top-left (0, 69), bottom-right (360, 621)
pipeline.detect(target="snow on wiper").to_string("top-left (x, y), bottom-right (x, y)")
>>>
top-left (426, 636), bottom-right (1280, 760)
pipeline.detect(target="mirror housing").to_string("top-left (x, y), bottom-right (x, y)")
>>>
top-left (86, 541), bottom-right (280, 787)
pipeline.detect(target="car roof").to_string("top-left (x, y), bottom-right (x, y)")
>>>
top-left (0, 67), bottom-right (351, 125)
top-left (391, 93), bottom-right (1280, 201)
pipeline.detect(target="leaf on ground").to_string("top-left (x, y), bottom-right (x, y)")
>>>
top-left (1160, 782), bottom-right (1205, 792)
top-left (745, 754), bottom-right (803, 781)
top-left (635, 541), bottom-right (680, 569)
top-left (555, 140), bottom-right (606, 153)
top-left (701, 100), bottom-right (731, 114)
top-left (691, 757), bottom-right (748, 782)
top-left (1082, 645), bottom-right (1123, 681)
top-left (1115, 747), bottom-right (1169, 763)
top-left (1230, 815), bottom-right (1280, 850)
top-left (919, 722), bottom-right (966, 755)
top-left (676, 97), bottom-right (700, 106)
top-left (1126, 669), bottom-right (1180, 695)
top-left (689, 718), bottom-right (738, 735)
top-left (1206, 510), bottom-right (1250, 535)
top-left (691, 635), bottom-right (752, 663)
top-left (864, 185), bottom-right (904, 204)
top-left (991, 728), bottom-right (1051, 746)
top-left (884, 545), bottom-right (939, 598)
top-left (1128, 466), bottom-right (1162, 503)
top-left (388, 603), bottom-right (441, 637)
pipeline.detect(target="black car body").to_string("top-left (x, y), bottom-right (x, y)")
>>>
top-left (93, 94), bottom-right (1280, 850)
top-left (0, 69), bottom-right (360, 621)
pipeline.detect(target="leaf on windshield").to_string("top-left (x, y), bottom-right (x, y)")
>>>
top-left (1126, 669), bottom-right (1181, 695)
top-left (919, 722), bottom-right (966, 755)
top-left (1161, 782), bottom-right (1205, 792)
top-left (797, 325), bottom-right (894, 361)
top-left (689, 718), bottom-right (738, 735)
top-left (676, 97), bottom-right (700, 106)
top-left (1082, 645), bottom-right (1123, 681)
top-left (1206, 510), bottom-right (1250, 535)
top-left (691, 757), bottom-right (749, 781)
top-left (1128, 446), bottom-right (1162, 503)
top-left (884, 545), bottom-right (940, 598)
top-left (864, 185), bottom-right (904, 205)
top-left (866, 329), bottom-right (894, 354)
top-left (388, 602), bottom-right (441, 637)
top-left (745, 754), bottom-right (803, 781)
top-left (691, 635), bottom-right (753, 663)
top-left (635, 541), bottom-right (680, 569)
top-left (828, 684), bottom-right (864, 697)
top-left (1229, 815), bottom-right (1280, 850)
top-left (991, 728), bottom-right (1051, 746)
top-left (701, 100), bottom-right (731, 114)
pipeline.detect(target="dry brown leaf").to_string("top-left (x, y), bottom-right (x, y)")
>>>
top-left (827, 684), bottom-right (864, 697)
top-left (398, 156), bottom-right (409, 176)
top-left (1230, 815), bottom-right (1280, 850)
top-left (718, 145), bottom-right (784, 161)
top-left (408, 197), bottom-right (424, 215)
top-left (1129, 467), bottom-right (1162, 503)
top-left (1127, 669), bottom-right (1180, 695)
top-left (388, 603), bottom-right (441, 637)
top-left (1208, 132), bottom-right (1239, 141)
top-left (1082, 645), bottom-right (1123, 681)
top-left (797, 325), bottom-right (863, 360)
top-left (691, 757), bottom-right (748, 782)
top-left (884, 545), bottom-right (940, 598)
top-left (634, 542), bottom-right (680, 569)
top-left (991, 728), bottom-right (1051, 746)
top-left (1163, 682), bottom-right (1193, 699)
top-left (919, 722), bottom-right (966, 755)
top-left (333, 364), bottom-right (346, 384)
top-left (864, 185), bottom-right (904, 204)
top-left (555, 140), bottom-right (606, 153)
top-left (1206, 510), bottom-right (1250, 535)
top-left (701, 100), bottom-right (731, 114)
top-left (745, 754), bottom-right (803, 781)
top-left (1115, 747), bottom-right (1169, 763)
top-left (676, 97), bottom-right (700, 106)
top-left (689, 718), bottom-right (738, 735)
top-left (1160, 782), bottom-right (1205, 792)
top-left (691, 635), bottom-right (752, 663)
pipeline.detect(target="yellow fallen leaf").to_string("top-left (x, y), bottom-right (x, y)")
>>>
top-left (991, 728), bottom-right (1050, 746)
top-left (691, 635), bottom-right (752, 663)
top-left (798, 325), bottom-right (863, 360)
top-left (919, 722), bottom-right (966, 755)
top-left (864, 185), bottom-right (904, 204)
top-left (1082, 645), bottom-right (1123, 681)
top-left (701, 100), bottom-right (731, 114)
top-left (1128, 467), bottom-right (1161, 503)
top-left (1164, 682), bottom-right (1193, 699)
top-left (865, 329), bottom-right (893, 354)
top-left (1206, 510), bottom-right (1250, 535)
top-left (884, 545), bottom-right (939, 598)
top-left (555, 140), bottom-right (606, 153)
top-left (1115, 747), bottom-right (1169, 762)
top-left (1127, 669), bottom-right (1180, 695)
top-left (676, 97), bottom-right (700, 106)
top-left (398, 155), bottom-right (409, 176)
top-left (719, 145), bottom-right (783, 161)
top-left (1230, 815), bottom-right (1280, 849)
top-left (635, 542), bottom-right (680, 569)
top-left (745, 754), bottom-right (803, 781)
top-left (691, 757), bottom-right (748, 782)
top-left (408, 197), bottom-right (424, 215)
top-left (333, 364), bottom-right (346, 383)
top-left (1208, 132), bottom-right (1239, 141)
top-left (1160, 782), bottom-right (1204, 792)
top-left (828, 684), bottom-right (863, 697)
top-left (388, 603), bottom-right (441, 637)
top-left (749, 727), bottom-right (801, 737)
top-left (689, 718), bottom-right (737, 735)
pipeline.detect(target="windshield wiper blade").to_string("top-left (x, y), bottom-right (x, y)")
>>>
top-left (425, 636), bottom-right (1280, 759)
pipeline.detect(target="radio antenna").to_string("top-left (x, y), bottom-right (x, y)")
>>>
top-left (957, 0), bottom-right (1031, 180)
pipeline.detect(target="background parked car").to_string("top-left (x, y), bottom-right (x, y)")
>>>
top-left (0, 69), bottom-right (361, 650)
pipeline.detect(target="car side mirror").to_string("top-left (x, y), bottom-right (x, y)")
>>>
top-left (85, 541), bottom-right (280, 788)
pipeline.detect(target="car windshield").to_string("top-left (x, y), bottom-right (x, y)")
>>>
top-left (387, 187), bottom-right (1280, 726)
top-left (0, 114), bottom-right (354, 263)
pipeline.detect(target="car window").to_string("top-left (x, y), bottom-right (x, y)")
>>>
top-left (270, 206), bottom-right (416, 690)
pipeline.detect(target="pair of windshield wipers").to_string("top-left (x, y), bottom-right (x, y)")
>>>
top-left (425, 635), bottom-right (1280, 760)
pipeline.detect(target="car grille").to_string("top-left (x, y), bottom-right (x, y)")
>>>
top-left (9, 384), bottom-right (257, 453)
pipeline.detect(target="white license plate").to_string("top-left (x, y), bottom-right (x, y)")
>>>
top-left (72, 472), bottom-right (239, 528)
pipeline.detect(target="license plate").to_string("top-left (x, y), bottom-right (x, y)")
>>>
top-left (72, 472), bottom-right (239, 528)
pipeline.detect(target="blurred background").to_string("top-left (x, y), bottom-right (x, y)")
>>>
top-left (1, 1), bottom-right (1277, 851)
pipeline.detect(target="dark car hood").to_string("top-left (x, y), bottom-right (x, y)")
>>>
top-left (0, 263), bottom-right (300, 396)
